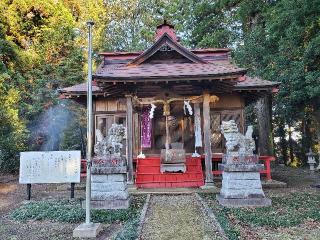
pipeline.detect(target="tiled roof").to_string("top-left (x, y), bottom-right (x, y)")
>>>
top-left (235, 76), bottom-right (279, 88)
top-left (60, 22), bottom-right (279, 95)
top-left (99, 48), bottom-right (230, 64)
top-left (59, 82), bottom-right (101, 94)
top-left (94, 63), bottom-right (246, 81)
top-left (60, 75), bottom-right (278, 95)
top-left (128, 32), bottom-right (206, 65)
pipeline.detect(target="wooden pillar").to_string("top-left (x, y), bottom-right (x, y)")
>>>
top-left (126, 95), bottom-right (134, 184)
top-left (202, 92), bottom-right (214, 186)
top-left (255, 94), bottom-right (273, 156)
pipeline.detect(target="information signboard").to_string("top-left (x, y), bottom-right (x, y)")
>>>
top-left (19, 151), bottom-right (81, 184)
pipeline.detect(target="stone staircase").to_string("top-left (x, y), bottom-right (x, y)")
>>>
top-left (135, 156), bottom-right (204, 188)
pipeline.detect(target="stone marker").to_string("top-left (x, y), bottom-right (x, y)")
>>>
top-left (89, 124), bottom-right (130, 209)
top-left (306, 148), bottom-right (317, 171)
top-left (217, 120), bottom-right (271, 207)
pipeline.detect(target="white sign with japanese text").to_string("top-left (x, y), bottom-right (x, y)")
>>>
top-left (19, 151), bottom-right (81, 184)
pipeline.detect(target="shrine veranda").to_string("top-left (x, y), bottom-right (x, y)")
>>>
top-left (61, 22), bottom-right (279, 188)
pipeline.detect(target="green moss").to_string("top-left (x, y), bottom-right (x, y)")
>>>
top-left (201, 191), bottom-right (320, 237)
top-left (10, 199), bottom-right (85, 223)
top-left (10, 196), bottom-right (146, 224)
top-left (200, 194), bottom-right (241, 240)
top-left (114, 218), bottom-right (140, 240)
top-left (228, 192), bottom-right (320, 228)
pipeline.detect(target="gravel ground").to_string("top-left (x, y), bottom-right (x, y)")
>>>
top-left (0, 218), bottom-right (80, 240)
top-left (271, 165), bottom-right (320, 188)
top-left (255, 221), bottom-right (320, 240)
top-left (141, 194), bottom-right (224, 240)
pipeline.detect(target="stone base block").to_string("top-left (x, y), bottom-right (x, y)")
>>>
top-left (219, 164), bottom-right (264, 172)
top-left (222, 179), bottom-right (262, 189)
top-left (220, 188), bottom-right (265, 199)
top-left (84, 198), bottom-right (131, 209)
top-left (216, 194), bottom-right (271, 207)
top-left (91, 190), bottom-right (129, 200)
top-left (222, 172), bottom-right (260, 180)
top-left (92, 166), bottom-right (127, 174)
top-left (91, 182), bottom-right (127, 192)
top-left (127, 183), bottom-right (137, 190)
top-left (200, 182), bottom-right (216, 190)
top-left (220, 170), bottom-right (266, 198)
top-left (91, 174), bottom-right (126, 182)
top-left (73, 223), bottom-right (102, 238)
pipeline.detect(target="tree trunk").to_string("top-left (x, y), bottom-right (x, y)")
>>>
top-left (288, 124), bottom-right (294, 165)
top-left (255, 94), bottom-right (273, 156)
top-left (278, 118), bottom-right (288, 164)
top-left (301, 111), bottom-right (313, 165)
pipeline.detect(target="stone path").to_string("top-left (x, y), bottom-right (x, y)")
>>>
top-left (140, 194), bottom-right (224, 240)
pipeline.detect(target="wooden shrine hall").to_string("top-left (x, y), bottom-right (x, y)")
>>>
top-left (61, 21), bottom-right (279, 188)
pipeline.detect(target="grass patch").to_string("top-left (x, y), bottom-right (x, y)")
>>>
top-left (11, 196), bottom-right (145, 224)
top-left (200, 194), bottom-right (241, 240)
top-left (228, 192), bottom-right (320, 228)
top-left (114, 217), bottom-right (140, 240)
top-left (201, 192), bottom-right (320, 239)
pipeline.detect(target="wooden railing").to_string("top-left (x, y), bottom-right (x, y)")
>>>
top-left (82, 155), bottom-right (276, 181)
top-left (210, 154), bottom-right (275, 180)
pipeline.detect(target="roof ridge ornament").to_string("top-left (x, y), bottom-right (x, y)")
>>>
top-left (155, 20), bottom-right (177, 42)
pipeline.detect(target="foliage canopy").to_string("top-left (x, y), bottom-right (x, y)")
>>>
top-left (0, 0), bottom-right (319, 171)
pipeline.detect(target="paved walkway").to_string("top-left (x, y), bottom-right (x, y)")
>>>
top-left (141, 194), bottom-right (224, 240)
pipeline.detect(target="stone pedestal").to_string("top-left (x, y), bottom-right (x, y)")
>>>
top-left (73, 223), bottom-right (102, 238)
top-left (90, 156), bottom-right (130, 209)
top-left (217, 155), bottom-right (271, 207)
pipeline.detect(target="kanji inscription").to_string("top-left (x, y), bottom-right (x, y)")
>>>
top-left (19, 151), bottom-right (81, 184)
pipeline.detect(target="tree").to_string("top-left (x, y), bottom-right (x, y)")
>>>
top-left (190, 0), bottom-right (320, 164)
top-left (0, 23), bottom-right (28, 172)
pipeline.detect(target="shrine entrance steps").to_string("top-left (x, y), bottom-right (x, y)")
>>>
top-left (135, 157), bottom-right (204, 188)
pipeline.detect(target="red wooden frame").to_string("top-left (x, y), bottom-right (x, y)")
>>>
top-left (210, 154), bottom-right (275, 180)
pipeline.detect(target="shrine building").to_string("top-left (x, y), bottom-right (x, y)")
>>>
top-left (61, 22), bottom-right (279, 188)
